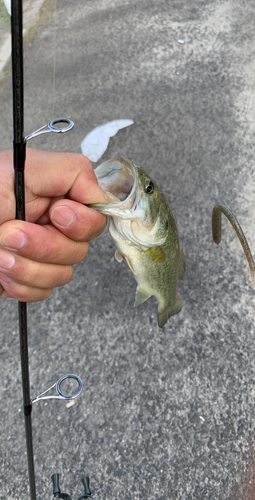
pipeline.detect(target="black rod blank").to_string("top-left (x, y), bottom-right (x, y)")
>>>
top-left (11, 1), bottom-right (36, 499)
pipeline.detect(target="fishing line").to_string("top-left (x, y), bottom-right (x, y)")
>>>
top-left (52, 0), bottom-right (57, 116)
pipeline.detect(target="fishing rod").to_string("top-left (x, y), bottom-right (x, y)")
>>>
top-left (10, 2), bottom-right (89, 499)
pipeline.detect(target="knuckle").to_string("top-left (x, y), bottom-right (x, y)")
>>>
top-left (16, 286), bottom-right (53, 302)
top-left (59, 265), bottom-right (73, 286)
top-left (23, 262), bottom-right (38, 287)
top-left (0, 285), bottom-right (9, 298)
top-left (67, 152), bottom-right (93, 178)
top-left (0, 279), bottom-right (53, 302)
top-left (19, 260), bottom-right (73, 288)
top-left (77, 153), bottom-right (93, 173)
top-left (74, 244), bottom-right (89, 264)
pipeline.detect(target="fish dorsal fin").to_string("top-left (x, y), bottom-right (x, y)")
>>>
top-left (134, 287), bottom-right (151, 307)
top-left (178, 249), bottom-right (186, 280)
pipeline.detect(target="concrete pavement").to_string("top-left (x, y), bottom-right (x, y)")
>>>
top-left (1, 1), bottom-right (255, 499)
top-left (0, 0), bottom-right (49, 76)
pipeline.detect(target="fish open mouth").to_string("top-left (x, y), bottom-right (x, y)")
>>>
top-left (94, 156), bottom-right (137, 206)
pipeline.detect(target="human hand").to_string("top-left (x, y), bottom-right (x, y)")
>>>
top-left (0, 148), bottom-right (108, 301)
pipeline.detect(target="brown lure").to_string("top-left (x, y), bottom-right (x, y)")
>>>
top-left (212, 203), bottom-right (255, 288)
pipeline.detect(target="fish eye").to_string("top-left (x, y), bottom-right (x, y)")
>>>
top-left (144, 179), bottom-right (154, 194)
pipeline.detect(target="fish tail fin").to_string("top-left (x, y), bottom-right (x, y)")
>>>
top-left (178, 249), bottom-right (186, 280)
top-left (158, 295), bottom-right (182, 328)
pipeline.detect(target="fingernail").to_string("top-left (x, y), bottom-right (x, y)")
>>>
top-left (0, 249), bottom-right (15, 270)
top-left (2, 229), bottom-right (26, 250)
top-left (51, 206), bottom-right (76, 227)
top-left (99, 186), bottom-right (110, 202)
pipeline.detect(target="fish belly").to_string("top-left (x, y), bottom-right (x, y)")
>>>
top-left (109, 219), bottom-right (182, 328)
top-left (113, 244), bottom-right (179, 327)
top-left (135, 254), bottom-right (181, 328)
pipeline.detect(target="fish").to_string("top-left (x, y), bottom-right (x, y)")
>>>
top-left (89, 156), bottom-right (185, 328)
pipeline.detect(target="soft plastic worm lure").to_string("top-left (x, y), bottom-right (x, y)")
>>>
top-left (212, 204), bottom-right (255, 288)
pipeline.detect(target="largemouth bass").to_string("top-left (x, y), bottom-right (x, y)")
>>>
top-left (90, 156), bottom-right (185, 328)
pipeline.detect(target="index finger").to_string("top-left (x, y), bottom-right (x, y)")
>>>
top-left (25, 148), bottom-right (108, 204)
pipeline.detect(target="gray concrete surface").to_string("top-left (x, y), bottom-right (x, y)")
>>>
top-left (1, 0), bottom-right (255, 498)
top-left (0, 0), bottom-right (10, 47)
top-left (0, 0), bottom-right (47, 74)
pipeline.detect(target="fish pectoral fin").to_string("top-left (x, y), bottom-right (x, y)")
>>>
top-left (115, 250), bottom-right (124, 263)
top-left (134, 287), bottom-right (151, 307)
top-left (144, 246), bottom-right (165, 263)
top-left (178, 249), bottom-right (186, 280)
top-left (158, 295), bottom-right (182, 328)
